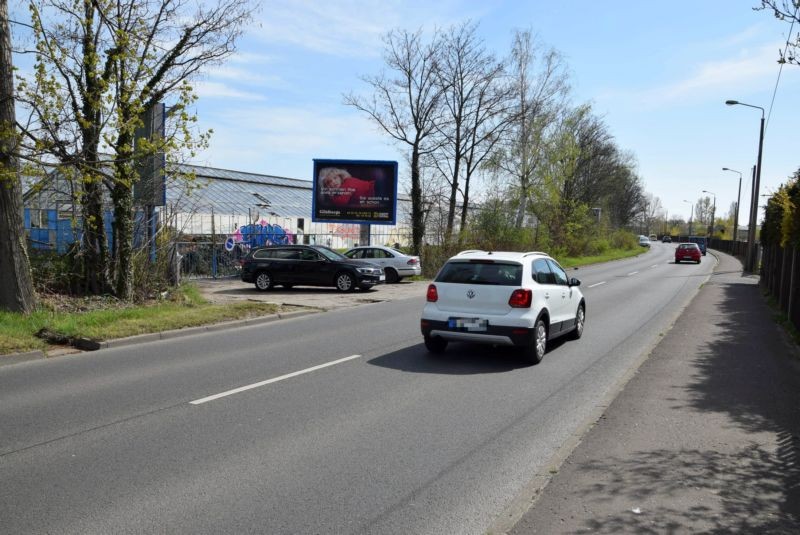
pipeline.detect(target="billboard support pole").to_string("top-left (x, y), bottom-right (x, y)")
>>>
top-left (359, 224), bottom-right (371, 246)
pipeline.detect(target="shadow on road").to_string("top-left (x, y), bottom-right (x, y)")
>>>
top-left (563, 274), bottom-right (800, 533)
top-left (367, 343), bottom-right (532, 375)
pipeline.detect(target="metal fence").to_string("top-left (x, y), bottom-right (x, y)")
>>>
top-left (761, 244), bottom-right (800, 331)
top-left (707, 237), bottom-right (750, 259)
top-left (177, 232), bottom-right (417, 279)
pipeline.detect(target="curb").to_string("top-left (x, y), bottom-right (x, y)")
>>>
top-left (0, 309), bottom-right (320, 367)
top-left (0, 349), bottom-right (47, 368)
top-left (100, 310), bottom-right (319, 350)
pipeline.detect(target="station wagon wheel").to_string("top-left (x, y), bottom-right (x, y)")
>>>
top-left (570, 304), bottom-right (585, 340)
top-left (385, 268), bottom-right (399, 284)
top-left (255, 271), bottom-right (273, 291)
top-left (335, 271), bottom-right (355, 292)
top-left (524, 318), bottom-right (547, 364)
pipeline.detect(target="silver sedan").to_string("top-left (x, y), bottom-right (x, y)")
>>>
top-left (343, 245), bottom-right (422, 283)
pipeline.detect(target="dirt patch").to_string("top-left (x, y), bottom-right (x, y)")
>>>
top-left (193, 278), bottom-right (428, 311)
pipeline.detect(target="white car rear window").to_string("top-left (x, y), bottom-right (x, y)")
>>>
top-left (436, 261), bottom-right (522, 285)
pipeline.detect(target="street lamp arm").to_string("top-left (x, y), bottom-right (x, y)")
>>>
top-left (725, 100), bottom-right (765, 117)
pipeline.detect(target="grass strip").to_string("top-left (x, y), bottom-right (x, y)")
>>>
top-left (558, 247), bottom-right (645, 269)
top-left (0, 296), bottom-right (285, 356)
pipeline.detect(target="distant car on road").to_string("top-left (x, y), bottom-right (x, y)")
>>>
top-left (662, 235), bottom-right (672, 243)
top-left (688, 236), bottom-right (707, 256)
top-left (241, 245), bottom-right (384, 292)
top-left (638, 236), bottom-right (651, 247)
top-left (675, 243), bottom-right (702, 264)
top-left (420, 250), bottom-right (585, 364)
top-left (343, 245), bottom-right (421, 283)
top-left (649, 234), bottom-right (657, 241)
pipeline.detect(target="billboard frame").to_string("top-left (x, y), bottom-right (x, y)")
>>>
top-left (311, 158), bottom-right (398, 225)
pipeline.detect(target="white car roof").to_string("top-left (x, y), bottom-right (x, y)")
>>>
top-left (451, 250), bottom-right (551, 262)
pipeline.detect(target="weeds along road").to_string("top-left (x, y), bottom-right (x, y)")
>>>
top-left (0, 242), bottom-right (711, 534)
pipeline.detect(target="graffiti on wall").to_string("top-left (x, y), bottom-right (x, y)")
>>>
top-left (225, 220), bottom-right (295, 251)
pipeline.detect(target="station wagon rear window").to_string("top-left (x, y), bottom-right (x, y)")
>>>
top-left (436, 261), bottom-right (522, 285)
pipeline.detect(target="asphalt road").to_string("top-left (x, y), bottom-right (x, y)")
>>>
top-left (0, 243), bottom-right (713, 534)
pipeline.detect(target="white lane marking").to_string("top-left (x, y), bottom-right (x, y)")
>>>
top-left (651, 265), bottom-right (658, 268)
top-left (588, 281), bottom-right (606, 288)
top-left (627, 271), bottom-right (639, 276)
top-left (190, 354), bottom-right (363, 405)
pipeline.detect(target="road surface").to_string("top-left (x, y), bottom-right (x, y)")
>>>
top-left (0, 243), bottom-right (712, 534)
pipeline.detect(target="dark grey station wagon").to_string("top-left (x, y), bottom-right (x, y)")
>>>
top-left (241, 245), bottom-right (384, 292)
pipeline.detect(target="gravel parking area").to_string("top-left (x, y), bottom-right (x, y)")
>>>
top-left (193, 278), bottom-right (429, 311)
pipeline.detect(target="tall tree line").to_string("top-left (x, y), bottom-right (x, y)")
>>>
top-left (348, 23), bottom-right (647, 254)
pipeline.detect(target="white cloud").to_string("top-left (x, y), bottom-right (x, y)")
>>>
top-left (204, 65), bottom-right (287, 88)
top-left (253, 0), bottom-right (479, 57)
top-left (196, 103), bottom-right (400, 176)
top-left (644, 44), bottom-right (779, 104)
top-left (193, 81), bottom-right (268, 101)
top-left (227, 51), bottom-right (277, 65)
top-left (596, 43), bottom-right (784, 110)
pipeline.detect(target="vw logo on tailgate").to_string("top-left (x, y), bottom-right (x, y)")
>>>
top-left (466, 289), bottom-right (475, 299)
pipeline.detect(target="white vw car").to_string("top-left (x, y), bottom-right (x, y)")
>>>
top-left (420, 250), bottom-right (585, 364)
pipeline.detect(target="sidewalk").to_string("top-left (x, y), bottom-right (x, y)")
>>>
top-left (508, 250), bottom-right (800, 534)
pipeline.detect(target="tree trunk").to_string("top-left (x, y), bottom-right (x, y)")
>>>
top-left (445, 154), bottom-right (460, 243)
top-left (0, 0), bottom-right (36, 313)
top-left (112, 184), bottom-right (134, 299)
top-left (112, 121), bottom-right (135, 300)
top-left (80, 177), bottom-right (109, 294)
top-left (410, 146), bottom-right (424, 256)
top-left (458, 174), bottom-right (471, 244)
top-left (78, 0), bottom-right (109, 295)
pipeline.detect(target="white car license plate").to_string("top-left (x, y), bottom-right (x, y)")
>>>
top-left (379, 275), bottom-right (385, 281)
top-left (449, 318), bottom-right (488, 332)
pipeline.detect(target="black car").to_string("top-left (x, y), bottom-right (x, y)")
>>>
top-left (241, 245), bottom-right (384, 292)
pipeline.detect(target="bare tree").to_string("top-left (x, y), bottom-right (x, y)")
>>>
top-left (756, 1), bottom-right (800, 65)
top-left (345, 29), bottom-right (444, 255)
top-left (694, 196), bottom-right (712, 230)
top-left (0, 0), bottom-right (36, 312)
top-left (105, 0), bottom-right (251, 299)
top-left (489, 30), bottom-right (568, 228)
top-left (643, 194), bottom-right (662, 234)
top-left (430, 22), bottom-right (511, 243)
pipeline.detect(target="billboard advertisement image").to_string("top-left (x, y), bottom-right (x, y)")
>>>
top-left (312, 159), bottom-right (398, 224)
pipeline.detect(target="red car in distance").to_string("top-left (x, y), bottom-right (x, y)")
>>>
top-left (675, 243), bottom-right (702, 264)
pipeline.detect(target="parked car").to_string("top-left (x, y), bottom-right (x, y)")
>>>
top-left (688, 236), bottom-right (707, 256)
top-left (343, 245), bottom-right (421, 283)
top-left (241, 245), bottom-right (384, 292)
top-left (662, 235), bottom-right (672, 243)
top-left (638, 236), bottom-right (651, 247)
top-left (675, 243), bottom-right (702, 264)
top-left (420, 250), bottom-right (585, 364)
top-left (649, 234), bottom-right (657, 241)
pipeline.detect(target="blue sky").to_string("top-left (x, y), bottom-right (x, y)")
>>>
top-left (189, 0), bottom-right (800, 228)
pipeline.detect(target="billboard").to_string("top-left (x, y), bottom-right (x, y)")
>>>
top-left (312, 159), bottom-right (398, 225)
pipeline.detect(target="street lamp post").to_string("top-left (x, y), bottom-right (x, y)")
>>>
top-left (683, 199), bottom-right (694, 236)
top-left (722, 167), bottom-right (742, 242)
top-left (725, 100), bottom-right (765, 273)
top-left (702, 190), bottom-right (716, 237)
